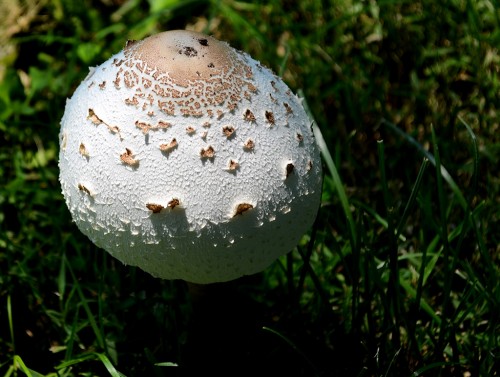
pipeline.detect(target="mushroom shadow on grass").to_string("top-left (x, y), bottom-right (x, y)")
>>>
top-left (182, 275), bottom-right (266, 376)
top-left (58, 30), bottom-right (323, 372)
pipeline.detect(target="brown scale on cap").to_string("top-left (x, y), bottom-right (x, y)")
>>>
top-left (142, 77), bottom-right (152, 89)
top-left (227, 159), bottom-right (239, 171)
top-left (112, 58), bottom-right (125, 67)
top-left (135, 120), bottom-right (151, 133)
top-left (247, 83), bottom-right (257, 93)
top-left (120, 148), bottom-right (139, 166)
top-left (135, 120), bottom-right (172, 134)
top-left (243, 139), bottom-right (255, 151)
top-left (88, 109), bottom-right (103, 125)
top-left (88, 109), bottom-right (120, 136)
top-left (283, 102), bottom-right (293, 114)
top-left (146, 203), bottom-right (164, 213)
top-left (160, 138), bottom-right (179, 153)
top-left (200, 145), bottom-right (215, 159)
top-left (108, 125), bottom-right (120, 135)
top-left (79, 143), bottom-right (89, 157)
top-left (244, 109), bottom-right (256, 122)
top-left (186, 126), bottom-right (196, 134)
top-left (113, 71), bottom-right (121, 88)
top-left (78, 183), bottom-right (92, 196)
top-left (265, 111), bottom-right (275, 125)
top-left (234, 203), bottom-right (253, 217)
top-left (286, 163), bottom-right (294, 178)
top-left (222, 125), bottom-right (235, 138)
top-left (125, 96), bottom-right (139, 106)
top-left (296, 133), bottom-right (304, 143)
top-left (157, 120), bottom-right (171, 129)
top-left (125, 40), bottom-right (138, 49)
top-left (99, 81), bottom-right (106, 89)
top-left (159, 139), bottom-right (178, 153)
top-left (168, 198), bottom-right (180, 209)
top-left (61, 132), bottom-right (67, 151)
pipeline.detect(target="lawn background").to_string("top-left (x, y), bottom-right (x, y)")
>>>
top-left (0, 0), bottom-right (499, 376)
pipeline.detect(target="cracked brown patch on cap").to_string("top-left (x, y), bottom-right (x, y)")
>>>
top-left (118, 30), bottom-right (258, 118)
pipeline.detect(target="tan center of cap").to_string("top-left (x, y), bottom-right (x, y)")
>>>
top-left (132, 30), bottom-right (236, 87)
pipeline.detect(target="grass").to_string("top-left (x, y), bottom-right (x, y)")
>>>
top-left (1, 0), bottom-right (499, 376)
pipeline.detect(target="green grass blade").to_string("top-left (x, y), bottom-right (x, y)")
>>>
top-left (299, 91), bottom-right (357, 250)
top-left (155, 362), bottom-right (179, 367)
top-left (458, 116), bottom-right (479, 196)
top-left (456, 118), bottom-right (495, 278)
top-left (431, 125), bottom-right (454, 352)
top-left (12, 356), bottom-right (32, 377)
top-left (400, 279), bottom-right (441, 325)
top-left (396, 158), bottom-right (430, 238)
top-left (422, 236), bottom-right (441, 286)
top-left (377, 140), bottom-right (390, 220)
top-left (64, 300), bottom-right (80, 361)
top-left (262, 326), bottom-right (319, 375)
top-left (430, 125), bottom-right (449, 250)
top-left (353, 200), bottom-right (406, 241)
top-left (56, 353), bottom-right (125, 377)
top-left (11, 356), bottom-right (46, 377)
top-left (410, 361), bottom-right (461, 376)
top-left (64, 255), bottom-right (106, 351)
top-left (381, 119), bottom-right (467, 209)
top-left (377, 138), bottom-right (401, 335)
top-left (94, 353), bottom-right (126, 377)
top-left (58, 251), bottom-right (66, 303)
top-left (315, 128), bottom-right (357, 248)
top-left (7, 295), bottom-right (14, 353)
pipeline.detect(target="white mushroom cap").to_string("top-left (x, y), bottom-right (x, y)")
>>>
top-left (59, 30), bottom-right (322, 284)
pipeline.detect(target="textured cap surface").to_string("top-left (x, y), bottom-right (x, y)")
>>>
top-left (59, 30), bottom-right (322, 283)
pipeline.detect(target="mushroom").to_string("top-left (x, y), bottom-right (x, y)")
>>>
top-left (58, 30), bottom-right (322, 284)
